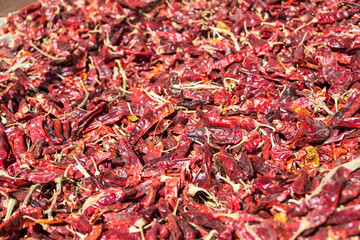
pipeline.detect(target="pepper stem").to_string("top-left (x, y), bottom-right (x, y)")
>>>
top-left (21, 184), bottom-right (40, 208)
top-left (203, 230), bottom-right (219, 240)
top-left (172, 198), bottom-right (181, 215)
top-left (44, 177), bottom-right (63, 220)
top-left (78, 79), bottom-right (89, 109)
top-left (331, 94), bottom-right (341, 112)
top-left (29, 41), bottom-right (63, 61)
top-left (217, 175), bottom-right (241, 193)
top-left (73, 156), bottom-right (91, 178)
top-left (4, 198), bottom-right (17, 221)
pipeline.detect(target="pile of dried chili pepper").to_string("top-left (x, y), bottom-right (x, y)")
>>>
top-left (1, 0), bottom-right (360, 239)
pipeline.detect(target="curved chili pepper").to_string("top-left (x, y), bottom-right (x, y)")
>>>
top-left (129, 103), bottom-right (174, 144)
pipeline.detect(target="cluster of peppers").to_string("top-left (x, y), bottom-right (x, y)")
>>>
top-left (1, 0), bottom-right (360, 239)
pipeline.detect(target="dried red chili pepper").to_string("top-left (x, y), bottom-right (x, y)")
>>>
top-left (1, 0), bottom-right (360, 239)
